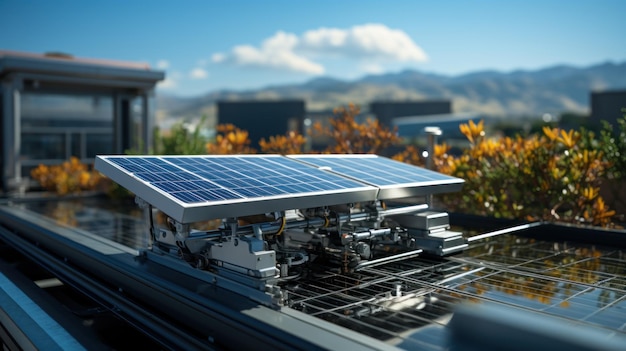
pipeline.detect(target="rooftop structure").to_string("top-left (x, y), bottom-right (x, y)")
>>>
top-left (370, 100), bottom-right (452, 126)
top-left (217, 100), bottom-right (305, 148)
top-left (0, 50), bottom-right (164, 193)
top-left (393, 112), bottom-right (483, 142)
top-left (590, 90), bottom-right (626, 131)
top-left (1, 196), bottom-right (624, 350)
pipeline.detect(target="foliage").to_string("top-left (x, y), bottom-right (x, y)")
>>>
top-left (417, 120), bottom-right (616, 226)
top-left (598, 112), bottom-right (626, 181)
top-left (30, 157), bottom-right (104, 195)
top-left (392, 145), bottom-right (425, 166)
top-left (312, 103), bottom-right (400, 154)
top-left (259, 131), bottom-right (307, 154)
top-left (31, 102), bottom-right (621, 228)
top-left (206, 124), bottom-right (256, 154)
top-left (393, 143), bottom-right (452, 171)
top-left (154, 117), bottom-right (208, 155)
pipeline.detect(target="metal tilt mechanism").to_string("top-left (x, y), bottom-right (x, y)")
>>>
top-left (95, 154), bottom-right (467, 307)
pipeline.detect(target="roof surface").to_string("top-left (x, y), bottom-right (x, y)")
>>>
top-left (6, 198), bottom-right (626, 350)
top-left (0, 50), bottom-right (164, 83)
top-left (0, 50), bottom-right (150, 70)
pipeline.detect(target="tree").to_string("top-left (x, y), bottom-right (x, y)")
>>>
top-left (259, 131), bottom-right (307, 154)
top-left (312, 103), bottom-right (400, 154)
top-left (426, 120), bottom-right (616, 226)
top-left (154, 117), bottom-right (208, 155)
top-left (30, 157), bottom-right (104, 195)
top-left (206, 124), bottom-right (256, 154)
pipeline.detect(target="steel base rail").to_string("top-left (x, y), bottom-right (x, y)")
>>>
top-left (0, 206), bottom-right (400, 351)
top-left (0, 224), bottom-right (213, 351)
top-left (0, 269), bottom-right (86, 351)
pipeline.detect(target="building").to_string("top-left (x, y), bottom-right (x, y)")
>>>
top-left (217, 100), bottom-right (305, 148)
top-left (0, 50), bottom-right (164, 192)
top-left (370, 100), bottom-right (452, 126)
top-left (590, 90), bottom-right (626, 130)
top-left (393, 112), bottom-right (483, 142)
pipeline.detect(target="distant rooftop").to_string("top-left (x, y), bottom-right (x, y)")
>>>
top-left (0, 50), bottom-right (151, 70)
top-left (393, 112), bottom-right (481, 126)
top-left (0, 50), bottom-right (163, 83)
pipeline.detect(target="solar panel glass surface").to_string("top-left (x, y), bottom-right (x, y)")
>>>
top-left (104, 156), bottom-right (371, 204)
top-left (95, 155), bottom-right (378, 222)
top-left (289, 155), bottom-right (458, 186)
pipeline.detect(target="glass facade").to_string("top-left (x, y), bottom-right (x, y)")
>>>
top-left (130, 96), bottom-right (145, 151)
top-left (20, 93), bottom-right (114, 175)
top-left (21, 133), bottom-right (66, 159)
top-left (21, 93), bottom-right (113, 128)
top-left (0, 51), bottom-right (163, 193)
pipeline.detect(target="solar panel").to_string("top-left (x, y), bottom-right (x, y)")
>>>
top-left (288, 154), bottom-right (464, 199)
top-left (95, 155), bottom-right (378, 223)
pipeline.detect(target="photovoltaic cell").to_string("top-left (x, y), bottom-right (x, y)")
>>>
top-left (288, 154), bottom-right (464, 199)
top-left (106, 157), bottom-right (241, 203)
top-left (95, 155), bottom-right (378, 223)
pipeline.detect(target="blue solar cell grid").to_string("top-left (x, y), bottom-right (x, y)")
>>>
top-left (105, 156), bottom-right (368, 204)
top-left (289, 155), bottom-right (458, 187)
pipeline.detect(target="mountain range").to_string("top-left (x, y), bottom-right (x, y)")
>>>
top-left (156, 61), bottom-right (626, 126)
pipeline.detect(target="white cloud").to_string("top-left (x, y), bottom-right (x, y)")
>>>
top-left (212, 53), bottom-right (226, 63)
top-left (301, 27), bottom-right (348, 51)
top-left (156, 59), bottom-right (170, 70)
top-left (190, 67), bottom-right (208, 79)
top-left (214, 31), bottom-right (324, 74)
top-left (212, 24), bottom-right (427, 75)
top-left (321, 23), bottom-right (427, 63)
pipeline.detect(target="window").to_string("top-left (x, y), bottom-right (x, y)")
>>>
top-left (20, 92), bottom-right (114, 173)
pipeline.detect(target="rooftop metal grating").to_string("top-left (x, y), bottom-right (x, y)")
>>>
top-left (285, 234), bottom-right (626, 349)
top-left (2, 200), bottom-right (624, 349)
top-left (12, 199), bottom-right (147, 250)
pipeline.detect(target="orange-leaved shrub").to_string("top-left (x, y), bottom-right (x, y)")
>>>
top-left (259, 131), bottom-right (307, 154)
top-left (30, 156), bottom-right (104, 195)
top-left (405, 120), bottom-right (616, 226)
top-left (312, 103), bottom-right (400, 154)
top-left (206, 124), bottom-right (256, 154)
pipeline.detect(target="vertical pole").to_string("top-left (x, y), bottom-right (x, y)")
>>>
top-left (13, 86), bottom-right (21, 181)
top-left (424, 126), bottom-right (442, 207)
top-left (143, 89), bottom-right (154, 154)
top-left (113, 92), bottom-right (122, 153)
top-left (2, 78), bottom-right (22, 193)
top-left (2, 81), bottom-right (14, 192)
top-left (303, 118), bottom-right (312, 152)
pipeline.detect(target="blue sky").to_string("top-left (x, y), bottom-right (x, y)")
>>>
top-left (1, 0), bottom-right (625, 96)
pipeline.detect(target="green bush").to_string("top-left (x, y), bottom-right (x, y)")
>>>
top-left (419, 120), bottom-right (617, 227)
top-left (153, 116), bottom-right (208, 155)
